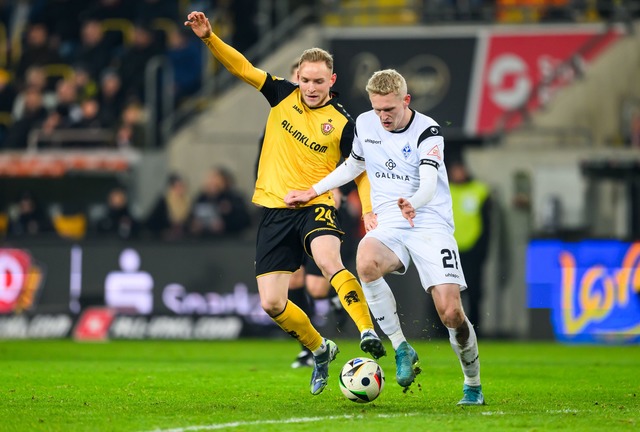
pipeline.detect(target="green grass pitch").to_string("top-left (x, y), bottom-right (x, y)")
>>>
top-left (1, 338), bottom-right (638, 431)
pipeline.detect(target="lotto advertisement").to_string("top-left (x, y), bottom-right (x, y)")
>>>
top-left (526, 239), bottom-right (640, 344)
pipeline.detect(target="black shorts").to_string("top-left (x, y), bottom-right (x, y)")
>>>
top-left (302, 254), bottom-right (322, 277)
top-left (255, 205), bottom-right (344, 277)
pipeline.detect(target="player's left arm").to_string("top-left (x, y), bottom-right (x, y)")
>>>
top-left (398, 126), bottom-right (443, 226)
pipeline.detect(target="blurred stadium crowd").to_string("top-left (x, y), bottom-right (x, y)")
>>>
top-left (0, 0), bottom-right (637, 242)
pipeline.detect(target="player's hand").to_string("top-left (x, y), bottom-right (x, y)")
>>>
top-left (184, 11), bottom-right (213, 39)
top-left (284, 188), bottom-right (318, 208)
top-left (362, 211), bottom-right (377, 232)
top-left (397, 198), bottom-right (415, 227)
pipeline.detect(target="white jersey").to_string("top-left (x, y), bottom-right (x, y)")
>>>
top-left (352, 109), bottom-right (455, 232)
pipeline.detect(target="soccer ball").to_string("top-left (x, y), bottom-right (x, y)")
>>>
top-left (338, 357), bottom-right (385, 403)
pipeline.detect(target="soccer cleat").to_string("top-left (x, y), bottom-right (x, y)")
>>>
top-left (310, 339), bottom-right (339, 395)
top-left (457, 384), bottom-right (485, 406)
top-left (291, 348), bottom-right (314, 369)
top-left (360, 330), bottom-right (386, 360)
top-left (395, 341), bottom-right (421, 388)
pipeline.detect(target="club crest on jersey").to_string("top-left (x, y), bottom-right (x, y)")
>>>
top-left (321, 122), bottom-right (334, 135)
top-left (427, 145), bottom-right (441, 160)
top-left (402, 143), bottom-right (411, 159)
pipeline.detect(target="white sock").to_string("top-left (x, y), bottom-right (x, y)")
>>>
top-left (312, 338), bottom-right (327, 357)
top-left (362, 277), bottom-right (406, 350)
top-left (447, 316), bottom-right (481, 386)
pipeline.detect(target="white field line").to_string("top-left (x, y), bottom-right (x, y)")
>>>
top-left (142, 410), bottom-right (580, 432)
top-left (143, 413), bottom-right (422, 432)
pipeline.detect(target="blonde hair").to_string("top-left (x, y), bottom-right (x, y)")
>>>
top-left (298, 48), bottom-right (334, 72)
top-left (366, 69), bottom-right (407, 97)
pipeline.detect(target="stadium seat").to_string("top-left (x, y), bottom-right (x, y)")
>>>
top-left (0, 212), bottom-right (7, 237)
top-left (52, 213), bottom-right (87, 240)
top-left (43, 63), bottom-right (75, 82)
top-left (101, 18), bottom-right (134, 47)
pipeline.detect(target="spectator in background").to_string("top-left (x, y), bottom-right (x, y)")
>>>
top-left (15, 22), bottom-right (61, 85)
top-left (145, 172), bottom-right (192, 240)
top-left (7, 191), bottom-right (52, 236)
top-left (52, 78), bottom-right (82, 125)
top-left (3, 86), bottom-right (48, 149)
top-left (0, 69), bottom-right (15, 113)
top-left (448, 157), bottom-right (492, 336)
top-left (166, 27), bottom-right (203, 106)
top-left (37, 78), bottom-right (80, 147)
top-left (115, 100), bottom-right (146, 148)
top-left (114, 23), bottom-right (161, 102)
top-left (97, 68), bottom-right (125, 128)
top-left (0, 68), bottom-right (16, 145)
top-left (72, 63), bottom-right (99, 101)
top-left (95, 186), bottom-right (139, 239)
top-left (12, 66), bottom-right (56, 119)
top-left (72, 98), bottom-right (103, 130)
top-left (29, 0), bottom-right (85, 60)
top-left (73, 19), bottom-right (115, 82)
top-left (190, 166), bottom-right (251, 237)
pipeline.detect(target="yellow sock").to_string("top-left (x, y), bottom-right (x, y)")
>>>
top-left (272, 300), bottom-right (324, 351)
top-left (331, 269), bottom-right (374, 333)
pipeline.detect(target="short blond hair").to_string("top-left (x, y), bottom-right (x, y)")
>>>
top-left (299, 47), bottom-right (334, 72)
top-left (366, 69), bottom-right (407, 97)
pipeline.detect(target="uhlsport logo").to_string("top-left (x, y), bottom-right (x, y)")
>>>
top-left (0, 249), bottom-right (45, 314)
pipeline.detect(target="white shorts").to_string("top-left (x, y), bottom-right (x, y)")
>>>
top-left (364, 226), bottom-right (468, 292)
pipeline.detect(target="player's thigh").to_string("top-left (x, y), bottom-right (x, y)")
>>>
top-left (408, 230), bottom-right (467, 292)
top-left (356, 234), bottom-right (405, 281)
top-left (257, 272), bottom-right (292, 313)
top-left (308, 233), bottom-right (343, 275)
top-left (289, 267), bottom-right (305, 289)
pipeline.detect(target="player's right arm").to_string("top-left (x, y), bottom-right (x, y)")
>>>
top-left (284, 156), bottom-right (365, 207)
top-left (185, 11), bottom-right (266, 89)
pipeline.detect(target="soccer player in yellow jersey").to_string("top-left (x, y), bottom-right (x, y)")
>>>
top-left (185, 11), bottom-right (385, 395)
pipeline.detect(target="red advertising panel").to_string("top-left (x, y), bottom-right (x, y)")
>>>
top-left (0, 249), bottom-right (44, 313)
top-left (473, 29), bottom-right (621, 135)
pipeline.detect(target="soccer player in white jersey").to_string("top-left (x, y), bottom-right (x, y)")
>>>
top-left (285, 69), bottom-right (484, 405)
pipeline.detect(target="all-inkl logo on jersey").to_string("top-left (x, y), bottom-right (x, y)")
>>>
top-left (402, 143), bottom-right (411, 159)
top-left (281, 120), bottom-right (329, 154)
top-left (385, 159), bottom-right (396, 170)
top-left (427, 145), bottom-right (441, 160)
top-left (321, 122), bottom-right (334, 136)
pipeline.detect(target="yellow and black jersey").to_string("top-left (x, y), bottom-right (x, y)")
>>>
top-left (200, 33), bottom-right (370, 211)
top-left (255, 74), bottom-right (355, 208)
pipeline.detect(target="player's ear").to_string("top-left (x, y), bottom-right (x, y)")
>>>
top-left (330, 73), bottom-right (337, 86)
top-left (404, 94), bottom-right (411, 106)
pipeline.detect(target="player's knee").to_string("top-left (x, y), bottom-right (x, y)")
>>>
top-left (440, 305), bottom-right (465, 328)
top-left (356, 256), bottom-right (381, 283)
top-left (261, 298), bottom-right (287, 317)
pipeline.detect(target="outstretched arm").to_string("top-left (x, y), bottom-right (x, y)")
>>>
top-left (185, 11), bottom-right (265, 89)
top-left (284, 157), bottom-right (365, 208)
